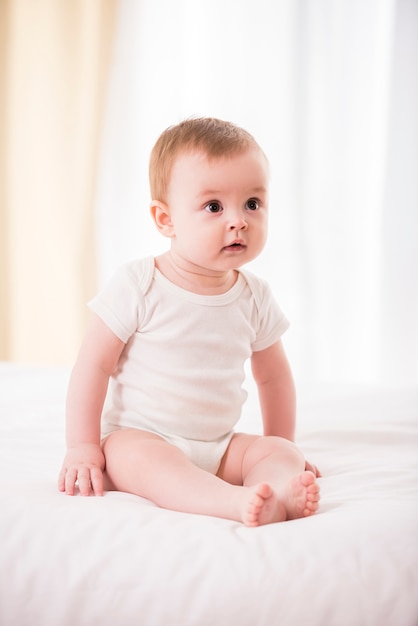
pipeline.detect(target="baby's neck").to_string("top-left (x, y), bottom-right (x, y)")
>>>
top-left (154, 252), bottom-right (238, 295)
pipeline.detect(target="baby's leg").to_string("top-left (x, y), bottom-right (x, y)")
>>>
top-left (102, 429), bottom-right (284, 524)
top-left (218, 434), bottom-right (320, 526)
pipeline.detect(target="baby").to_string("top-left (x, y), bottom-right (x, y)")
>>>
top-left (58, 117), bottom-right (320, 526)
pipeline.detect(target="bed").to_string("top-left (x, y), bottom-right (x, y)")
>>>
top-left (1, 361), bottom-right (417, 626)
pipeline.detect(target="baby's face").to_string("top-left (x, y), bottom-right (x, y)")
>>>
top-left (164, 148), bottom-right (269, 274)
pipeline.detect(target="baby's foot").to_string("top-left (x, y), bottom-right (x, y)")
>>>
top-left (283, 470), bottom-right (320, 520)
top-left (242, 483), bottom-right (287, 527)
top-left (242, 471), bottom-right (320, 527)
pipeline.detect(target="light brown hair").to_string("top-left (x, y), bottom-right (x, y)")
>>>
top-left (149, 117), bottom-right (265, 202)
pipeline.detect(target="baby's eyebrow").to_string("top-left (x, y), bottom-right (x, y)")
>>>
top-left (199, 189), bottom-right (221, 197)
top-left (198, 186), bottom-right (267, 198)
top-left (248, 186), bottom-right (267, 195)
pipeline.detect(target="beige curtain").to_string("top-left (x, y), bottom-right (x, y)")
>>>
top-left (0, 0), bottom-right (117, 365)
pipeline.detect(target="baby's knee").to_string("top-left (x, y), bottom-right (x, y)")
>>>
top-left (258, 435), bottom-right (304, 463)
top-left (241, 435), bottom-right (306, 480)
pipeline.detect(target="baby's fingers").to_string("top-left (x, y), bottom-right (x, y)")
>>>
top-left (76, 467), bottom-right (103, 496)
top-left (305, 460), bottom-right (322, 478)
top-left (58, 464), bottom-right (104, 496)
top-left (58, 467), bottom-right (66, 493)
top-left (90, 466), bottom-right (104, 496)
top-left (60, 467), bottom-right (78, 495)
top-left (77, 467), bottom-right (93, 496)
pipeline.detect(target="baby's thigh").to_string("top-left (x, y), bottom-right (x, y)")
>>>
top-left (216, 433), bottom-right (261, 485)
top-left (101, 429), bottom-right (170, 490)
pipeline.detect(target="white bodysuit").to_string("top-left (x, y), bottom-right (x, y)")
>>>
top-left (89, 257), bottom-right (289, 473)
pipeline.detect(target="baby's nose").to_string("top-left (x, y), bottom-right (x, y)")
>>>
top-left (228, 211), bottom-right (248, 230)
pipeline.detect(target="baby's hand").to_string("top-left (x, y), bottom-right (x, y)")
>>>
top-left (305, 459), bottom-right (322, 478)
top-left (58, 444), bottom-right (105, 496)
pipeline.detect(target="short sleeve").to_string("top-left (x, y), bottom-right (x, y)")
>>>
top-left (252, 290), bottom-right (289, 351)
top-left (241, 270), bottom-right (290, 352)
top-left (88, 260), bottom-right (151, 343)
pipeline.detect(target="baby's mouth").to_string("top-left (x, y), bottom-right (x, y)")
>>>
top-left (223, 242), bottom-right (247, 252)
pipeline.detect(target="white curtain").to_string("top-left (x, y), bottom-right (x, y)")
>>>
top-left (95, 0), bottom-right (418, 386)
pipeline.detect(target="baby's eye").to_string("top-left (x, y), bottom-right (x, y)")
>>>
top-left (245, 198), bottom-right (259, 211)
top-left (205, 201), bottom-right (223, 213)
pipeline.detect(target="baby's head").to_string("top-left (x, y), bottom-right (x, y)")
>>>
top-left (149, 117), bottom-right (266, 203)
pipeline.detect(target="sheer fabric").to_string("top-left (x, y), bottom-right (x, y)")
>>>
top-left (1, 0), bottom-right (416, 385)
top-left (96, 0), bottom-right (418, 384)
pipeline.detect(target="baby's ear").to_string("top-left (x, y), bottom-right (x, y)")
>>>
top-left (150, 201), bottom-right (174, 237)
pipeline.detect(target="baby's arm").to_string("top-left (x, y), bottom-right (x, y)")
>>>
top-left (58, 314), bottom-right (125, 496)
top-left (251, 340), bottom-right (321, 477)
top-left (251, 340), bottom-right (296, 441)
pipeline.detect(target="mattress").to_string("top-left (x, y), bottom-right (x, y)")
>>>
top-left (0, 362), bottom-right (417, 626)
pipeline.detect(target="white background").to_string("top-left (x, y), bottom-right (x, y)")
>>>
top-left (95, 0), bottom-right (418, 386)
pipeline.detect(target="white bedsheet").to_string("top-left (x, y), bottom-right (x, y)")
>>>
top-left (0, 362), bottom-right (417, 626)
